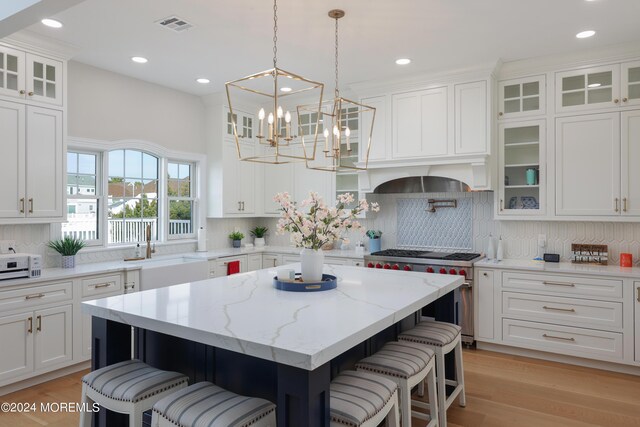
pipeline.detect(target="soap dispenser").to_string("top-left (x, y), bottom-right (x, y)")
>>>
top-left (496, 236), bottom-right (504, 261)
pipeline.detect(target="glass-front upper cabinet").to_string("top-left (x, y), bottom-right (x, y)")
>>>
top-left (26, 54), bottom-right (62, 106)
top-left (498, 120), bottom-right (546, 216)
top-left (0, 45), bottom-right (25, 100)
top-left (622, 60), bottom-right (640, 107)
top-left (555, 65), bottom-right (620, 112)
top-left (498, 75), bottom-right (545, 119)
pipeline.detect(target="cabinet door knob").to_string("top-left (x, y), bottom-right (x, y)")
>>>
top-left (483, 272), bottom-right (488, 277)
top-left (19, 90), bottom-right (25, 95)
top-left (623, 97), bottom-right (628, 103)
top-left (498, 112), bottom-right (504, 117)
top-left (28, 91), bottom-right (34, 97)
top-left (614, 98), bottom-right (620, 104)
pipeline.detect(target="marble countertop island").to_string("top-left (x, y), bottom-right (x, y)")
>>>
top-left (83, 264), bottom-right (463, 370)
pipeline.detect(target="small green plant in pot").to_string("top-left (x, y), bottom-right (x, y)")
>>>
top-left (250, 226), bottom-right (269, 247)
top-left (366, 230), bottom-right (382, 253)
top-left (228, 231), bottom-right (245, 248)
top-left (47, 236), bottom-right (86, 268)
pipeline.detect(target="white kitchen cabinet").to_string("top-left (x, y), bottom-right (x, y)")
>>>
top-left (0, 100), bottom-right (25, 218)
top-left (248, 253), bottom-right (262, 271)
top-left (262, 148), bottom-right (294, 214)
top-left (34, 304), bottom-right (72, 370)
top-left (325, 257), bottom-right (350, 266)
top-left (282, 255), bottom-right (300, 264)
top-left (555, 65), bottom-right (620, 113)
top-left (498, 75), bottom-right (545, 119)
top-left (621, 110), bottom-right (640, 216)
top-left (635, 281), bottom-right (640, 363)
top-left (0, 45), bottom-right (63, 107)
top-left (475, 269), bottom-right (495, 341)
top-left (497, 120), bottom-right (545, 216)
top-left (348, 259), bottom-right (364, 267)
top-left (555, 113), bottom-right (620, 216)
top-left (222, 141), bottom-right (256, 215)
top-left (262, 253), bottom-right (283, 268)
top-left (360, 95), bottom-right (387, 162)
top-left (209, 255), bottom-right (248, 278)
top-left (293, 161), bottom-right (335, 207)
top-left (392, 87), bottom-right (449, 158)
top-left (621, 60), bottom-right (640, 107)
top-left (0, 312), bottom-right (33, 383)
top-left (454, 81), bottom-right (488, 155)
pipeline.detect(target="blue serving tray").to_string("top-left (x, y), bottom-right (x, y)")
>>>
top-left (273, 274), bottom-right (337, 292)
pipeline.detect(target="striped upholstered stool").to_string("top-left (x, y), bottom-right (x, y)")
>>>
top-left (151, 382), bottom-right (276, 427)
top-left (330, 370), bottom-right (400, 427)
top-left (79, 359), bottom-right (189, 427)
top-left (355, 341), bottom-right (439, 427)
top-left (399, 321), bottom-right (466, 427)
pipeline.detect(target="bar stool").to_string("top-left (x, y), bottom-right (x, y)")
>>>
top-left (355, 341), bottom-right (439, 427)
top-left (330, 370), bottom-right (400, 427)
top-left (151, 382), bottom-right (276, 427)
top-left (399, 321), bottom-right (466, 427)
top-left (79, 359), bottom-right (189, 427)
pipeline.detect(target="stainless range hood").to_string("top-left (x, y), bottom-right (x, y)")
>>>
top-left (374, 176), bottom-right (471, 194)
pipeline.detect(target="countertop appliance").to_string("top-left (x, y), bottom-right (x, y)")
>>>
top-left (364, 249), bottom-right (484, 345)
top-left (0, 253), bottom-right (42, 281)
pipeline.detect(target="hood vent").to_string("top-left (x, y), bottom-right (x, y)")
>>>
top-left (374, 176), bottom-right (471, 194)
top-left (156, 16), bottom-right (193, 32)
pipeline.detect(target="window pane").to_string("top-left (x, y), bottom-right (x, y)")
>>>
top-left (77, 175), bottom-right (96, 195)
top-left (180, 180), bottom-right (191, 197)
top-left (109, 150), bottom-right (124, 177)
top-left (142, 153), bottom-right (158, 179)
top-left (78, 153), bottom-right (96, 174)
top-left (167, 163), bottom-right (178, 179)
top-left (67, 152), bottom-right (78, 173)
top-left (125, 150), bottom-right (142, 178)
top-left (108, 177), bottom-right (124, 197)
top-left (66, 175), bottom-right (77, 195)
top-left (63, 198), bottom-right (99, 241)
top-left (169, 200), bottom-right (192, 235)
top-left (168, 179), bottom-right (180, 196)
top-left (125, 179), bottom-right (138, 198)
top-left (178, 164), bottom-right (190, 179)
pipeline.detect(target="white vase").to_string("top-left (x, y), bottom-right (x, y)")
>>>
top-left (254, 237), bottom-right (266, 247)
top-left (300, 248), bottom-right (324, 282)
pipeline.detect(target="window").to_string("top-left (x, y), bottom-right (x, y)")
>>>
top-left (63, 152), bottom-right (100, 243)
top-left (167, 161), bottom-right (194, 237)
top-left (107, 150), bottom-right (159, 244)
top-left (299, 112), bottom-right (323, 136)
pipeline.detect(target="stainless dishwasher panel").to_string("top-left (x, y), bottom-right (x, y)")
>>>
top-left (457, 281), bottom-right (474, 345)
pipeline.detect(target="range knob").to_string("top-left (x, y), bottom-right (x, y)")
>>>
top-left (439, 268), bottom-right (448, 274)
top-left (403, 265), bottom-right (412, 271)
top-left (383, 264), bottom-right (391, 269)
top-left (459, 270), bottom-right (467, 276)
top-left (449, 268), bottom-right (457, 275)
top-left (375, 263), bottom-right (383, 269)
top-left (367, 262), bottom-right (374, 268)
top-left (426, 267), bottom-right (434, 273)
top-left (392, 264), bottom-right (400, 270)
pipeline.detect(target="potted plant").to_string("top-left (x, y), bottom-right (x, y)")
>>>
top-left (366, 230), bottom-right (383, 253)
top-left (228, 231), bottom-right (245, 248)
top-left (47, 236), bottom-right (86, 268)
top-left (250, 226), bottom-right (269, 247)
top-left (275, 192), bottom-right (379, 282)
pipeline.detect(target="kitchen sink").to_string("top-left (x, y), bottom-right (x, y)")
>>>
top-left (137, 256), bottom-right (209, 291)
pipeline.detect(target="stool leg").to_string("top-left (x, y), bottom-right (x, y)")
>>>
top-left (426, 365), bottom-right (439, 427)
top-left (435, 349), bottom-right (447, 427)
top-left (399, 378), bottom-right (411, 427)
top-left (79, 384), bottom-right (92, 427)
top-left (417, 379), bottom-right (425, 397)
top-left (388, 392), bottom-right (400, 427)
top-left (130, 406), bottom-right (144, 427)
top-left (454, 340), bottom-right (466, 408)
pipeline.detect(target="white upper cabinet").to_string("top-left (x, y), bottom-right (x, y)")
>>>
top-left (555, 65), bottom-right (621, 113)
top-left (262, 148), bottom-right (294, 215)
top-left (621, 110), bottom-right (640, 216)
top-left (498, 75), bottom-right (546, 119)
top-left (0, 100), bottom-right (25, 218)
top-left (392, 87), bottom-right (449, 158)
top-left (455, 81), bottom-right (488, 155)
top-left (360, 95), bottom-right (387, 163)
top-left (555, 113), bottom-right (620, 216)
top-left (293, 161), bottom-right (335, 209)
top-left (221, 141), bottom-right (256, 215)
top-left (0, 45), bottom-right (25, 100)
top-left (621, 60), bottom-right (640, 107)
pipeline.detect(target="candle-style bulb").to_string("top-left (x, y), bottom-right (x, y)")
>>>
top-left (268, 113), bottom-right (274, 124)
top-left (333, 125), bottom-right (339, 136)
top-left (323, 128), bottom-right (329, 138)
top-left (258, 108), bottom-right (265, 120)
top-left (277, 106), bottom-right (283, 118)
top-left (284, 111), bottom-right (291, 123)
top-left (345, 127), bottom-right (351, 137)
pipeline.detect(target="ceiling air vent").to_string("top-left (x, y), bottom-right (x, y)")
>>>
top-left (156, 16), bottom-right (193, 32)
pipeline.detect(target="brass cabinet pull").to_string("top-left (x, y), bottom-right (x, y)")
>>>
top-left (637, 286), bottom-right (639, 302)
top-left (36, 315), bottom-right (41, 332)
top-left (94, 283), bottom-right (112, 289)
top-left (614, 98), bottom-right (620, 104)
top-left (623, 97), bottom-right (629, 103)
top-left (543, 305), bottom-right (576, 313)
top-left (19, 89), bottom-right (25, 95)
top-left (25, 293), bottom-right (45, 300)
top-left (498, 112), bottom-right (504, 117)
top-left (124, 282), bottom-right (135, 290)
top-left (500, 199), bottom-right (504, 212)
top-left (238, 201), bottom-right (241, 211)
top-left (27, 317), bottom-right (33, 334)
top-left (28, 198), bottom-right (33, 213)
top-left (28, 91), bottom-right (34, 96)
top-left (623, 198), bottom-right (628, 212)
top-left (20, 198), bottom-right (25, 213)
top-left (614, 198), bottom-right (619, 213)
top-left (543, 333), bottom-right (575, 342)
top-left (543, 281), bottom-right (575, 287)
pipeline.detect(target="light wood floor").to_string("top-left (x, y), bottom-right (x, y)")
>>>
top-left (1, 349), bottom-right (639, 427)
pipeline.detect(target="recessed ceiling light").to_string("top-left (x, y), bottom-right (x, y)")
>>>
top-left (395, 58), bottom-right (411, 65)
top-left (131, 56), bottom-right (148, 64)
top-left (280, 87), bottom-right (292, 92)
top-left (196, 78), bottom-right (210, 84)
top-left (41, 18), bottom-right (63, 28)
top-left (587, 83), bottom-right (601, 88)
top-left (576, 30), bottom-right (596, 39)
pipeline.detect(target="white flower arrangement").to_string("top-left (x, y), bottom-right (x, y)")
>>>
top-left (274, 192), bottom-right (380, 250)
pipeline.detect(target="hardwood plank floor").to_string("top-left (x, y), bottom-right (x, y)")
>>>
top-left (1, 349), bottom-right (639, 426)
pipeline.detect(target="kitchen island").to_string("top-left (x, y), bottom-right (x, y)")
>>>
top-left (82, 263), bottom-right (464, 426)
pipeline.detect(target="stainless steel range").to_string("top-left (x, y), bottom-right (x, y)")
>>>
top-left (364, 249), bottom-right (484, 345)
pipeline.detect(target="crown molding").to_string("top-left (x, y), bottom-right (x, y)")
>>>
top-left (3, 29), bottom-right (80, 60)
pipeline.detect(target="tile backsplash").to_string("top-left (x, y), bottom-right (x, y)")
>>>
top-left (3, 191), bottom-right (640, 266)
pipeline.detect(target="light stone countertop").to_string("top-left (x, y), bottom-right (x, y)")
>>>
top-left (82, 263), bottom-right (463, 371)
top-left (475, 258), bottom-right (640, 279)
top-left (187, 245), bottom-right (368, 260)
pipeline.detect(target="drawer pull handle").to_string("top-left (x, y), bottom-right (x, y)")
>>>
top-left (36, 315), bottom-right (41, 332)
top-left (25, 293), bottom-right (45, 300)
top-left (543, 305), bottom-right (575, 313)
top-left (543, 281), bottom-right (575, 287)
top-left (543, 333), bottom-right (575, 342)
top-left (94, 283), bottom-right (113, 289)
top-left (637, 287), bottom-right (639, 303)
top-left (27, 317), bottom-right (33, 334)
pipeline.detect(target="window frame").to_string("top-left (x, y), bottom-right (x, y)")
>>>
top-left (166, 159), bottom-right (197, 240)
top-left (60, 139), bottom-right (205, 249)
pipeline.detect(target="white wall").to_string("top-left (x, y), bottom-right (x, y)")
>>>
top-left (67, 61), bottom-right (206, 154)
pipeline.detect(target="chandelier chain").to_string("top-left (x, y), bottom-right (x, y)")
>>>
top-left (334, 15), bottom-right (339, 98)
top-left (273, 0), bottom-right (278, 69)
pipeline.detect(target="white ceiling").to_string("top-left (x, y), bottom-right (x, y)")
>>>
top-left (20, 0), bottom-right (640, 96)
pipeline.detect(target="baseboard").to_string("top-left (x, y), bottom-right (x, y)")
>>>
top-left (476, 342), bottom-right (640, 376)
top-left (0, 362), bottom-right (91, 396)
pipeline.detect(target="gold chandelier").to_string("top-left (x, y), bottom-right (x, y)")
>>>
top-left (225, 0), bottom-right (324, 164)
top-left (302, 9), bottom-right (376, 172)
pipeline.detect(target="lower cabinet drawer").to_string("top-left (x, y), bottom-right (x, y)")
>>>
top-left (502, 271), bottom-right (622, 299)
top-left (81, 274), bottom-right (122, 298)
top-left (0, 281), bottom-right (73, 313)
top-left (502, 292), bottom-right (623, 331)
top-left (502, 318), bottom-right (623, 361)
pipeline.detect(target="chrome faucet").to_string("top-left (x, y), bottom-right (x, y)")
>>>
top-left (145, 224), bottom-right (155, 259)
